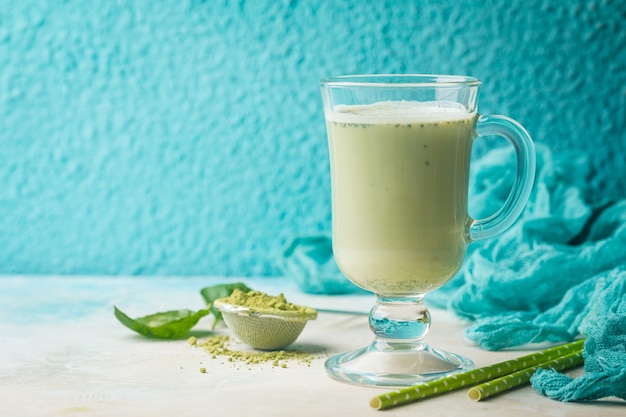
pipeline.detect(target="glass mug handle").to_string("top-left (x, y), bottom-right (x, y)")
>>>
top-left (468, 115), bottom-right (536, 241)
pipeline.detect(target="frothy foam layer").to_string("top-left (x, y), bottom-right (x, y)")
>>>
top-left (327, 100), bottom-right (474, 124)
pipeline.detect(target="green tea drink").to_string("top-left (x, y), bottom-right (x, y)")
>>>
top-left (326, 101), bottom-right (476, 296)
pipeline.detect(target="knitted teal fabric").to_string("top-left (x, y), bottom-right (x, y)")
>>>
top-left (278, 235), bottom-right (364, 295)
top-left (463, 267), bottom-right (626, 350)
top-left (432, 146), bottom-right (626, 402)
top-left (432, 145), bottom-right (626, 349)
top-left (530, 314), bottom-right (626, 402)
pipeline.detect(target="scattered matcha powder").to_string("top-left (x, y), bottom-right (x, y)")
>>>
top-left (188, 334), bottom-right (322, 369)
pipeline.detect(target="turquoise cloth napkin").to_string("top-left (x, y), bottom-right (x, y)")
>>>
top-left (277, 235), bottom-right (365, 294)
top-left (430, 145), bottom-right (626, 346)
top-left (530, 313), bottom-right (626, 402)
top-left (426, 145), bottom-right (626, 402)
top-left (464, 266), bottom-right (626, 349)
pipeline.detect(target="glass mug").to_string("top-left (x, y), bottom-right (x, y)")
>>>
top-left (320, 75), bottom-right (535, 387)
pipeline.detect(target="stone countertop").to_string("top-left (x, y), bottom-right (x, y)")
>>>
top-left (0, 275), bottom-right (622, 417)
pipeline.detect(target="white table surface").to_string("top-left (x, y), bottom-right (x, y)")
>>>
top-left (0, 275), bottom-right (623, 417)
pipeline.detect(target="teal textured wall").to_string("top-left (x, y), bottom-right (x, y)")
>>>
top-left (1, 0), bottom-right (624, 276)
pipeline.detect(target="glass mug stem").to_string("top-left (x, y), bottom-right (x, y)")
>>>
top-left (370, 296), bottom-right (430, 340)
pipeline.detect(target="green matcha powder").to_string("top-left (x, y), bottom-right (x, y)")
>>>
top-left (188, 290), bottom-right (321, 371)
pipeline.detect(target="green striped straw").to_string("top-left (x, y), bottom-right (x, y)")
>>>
top-left (468, 350), bottom-right (584, 401)
top-left (370, 339), bottom-right (584, 410)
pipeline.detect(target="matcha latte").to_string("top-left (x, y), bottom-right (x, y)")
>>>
top-left (326, 101), bottom-right (476, 295)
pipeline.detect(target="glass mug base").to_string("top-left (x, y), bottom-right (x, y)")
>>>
top-left (325, 339), bottom-right (474, 387)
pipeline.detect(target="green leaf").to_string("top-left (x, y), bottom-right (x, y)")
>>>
top-left (114, 306), bottom-right (210, 339)
top-left (200, 282), bottom-right (253, 329)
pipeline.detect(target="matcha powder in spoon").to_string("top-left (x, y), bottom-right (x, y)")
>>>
top-left (188, 290), bottom-right (322, 370)
top-left (219, 289), bottom-right (317, 315)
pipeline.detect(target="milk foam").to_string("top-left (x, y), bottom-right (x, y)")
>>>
top-left (327, 100), bottom-right (474, 124)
